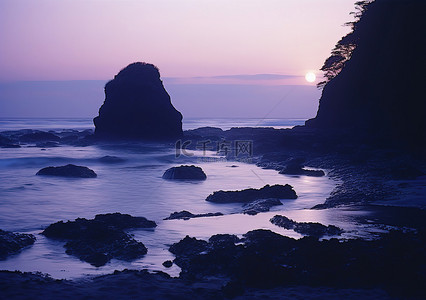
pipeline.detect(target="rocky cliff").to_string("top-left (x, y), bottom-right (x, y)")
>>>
top-left (306, 0), bottom-right (426, 153)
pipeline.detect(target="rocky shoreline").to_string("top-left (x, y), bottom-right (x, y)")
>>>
top-left (1, 125), bottom-right (425, 299)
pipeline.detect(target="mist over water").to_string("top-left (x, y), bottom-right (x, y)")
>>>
top-left (0, 118), bottom-right (378, 279)
top-left (0, 117), bottom-right (306, 132)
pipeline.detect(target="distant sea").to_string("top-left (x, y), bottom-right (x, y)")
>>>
top-left (0, 117), bottom-right (306, 132)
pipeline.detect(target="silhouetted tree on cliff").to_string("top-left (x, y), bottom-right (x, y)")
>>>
top-left (317, 1), bottom-right (372, 89)
top-left (307, 0), bottom-right (426, 153)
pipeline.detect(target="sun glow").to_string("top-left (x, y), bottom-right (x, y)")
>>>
top-left (305, 72), bottom-right (316, 83)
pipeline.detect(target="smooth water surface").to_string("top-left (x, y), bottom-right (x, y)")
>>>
top-left (0, 118), bottom-right (378, 279)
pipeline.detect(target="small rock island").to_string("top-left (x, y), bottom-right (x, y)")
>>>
top-left (162, 165), bottom-right (207, 180)
top-left (93, 62), bottom-right (183, 141)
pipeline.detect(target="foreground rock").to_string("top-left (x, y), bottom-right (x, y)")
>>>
top-left (93, 62), bottom-right (183, 140)
top-left (0, 230), bottom-right (36, 259)
top-left (164, 210), bottom-right (223, 220)
top-left (0, 270), bottom-right (395, 300)
top-left (206, 184), bottom-right (297, 203)
top-left (170, 229), bottom-right (426, 298)
top-left (42, 213), bottom-right (156, 266)
top-left (270, 215), bottom-right (343, 237)
top-left (36, 164), bottom-right (97, 178)
top-left (162, 165), bottom-right (207, 180)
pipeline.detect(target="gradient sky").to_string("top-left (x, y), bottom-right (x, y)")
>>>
top-left (0, 0), bottom-right (357, 118)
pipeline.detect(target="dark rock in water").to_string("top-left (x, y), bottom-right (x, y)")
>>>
top-left (269, 215), bottom-right (297, 230)
top-left (270, 215), bottom-right (343, 237)
top-left (242, 198), bottom-right (283, 215)
top-left (42, 213), bottom-right (155, 267)
top-left (206, 184), bottom-right (297, 203)
top-left (312, 183), bottom-right (371, 209)
top-left (184, 127), bottom-right (224, 138)
top-left (208, 234), bottom-right (240, 249)
top-left (279, 158), bottom-right (325, 177)
top-left (36, 164), bottom-right (97, 178)
top-left (64, 232), bottom-right (147, 267)
top-left (169, 236), bottom-right (209, 257)
top-left (170, 230), bottom-right (294, 284)
top-left (0, 135), bottom-right (20, 148)
top-left (1, 144), bottom-right (20, 149)
top-left (162, 165), bottom-right (207, 180)
top-left (0, 229), bottom-right (36, 259)
top-left (162, 260), bottom-right (173, 268)
top-left (19, 132), bottom-right (60, 143)
top-left (280, 166), bottom-right (325, 177)
top-left (93, 212), bottom-right (157, 229)
top-left (164, 210), bottom-right (223, 220)
top-left (98, 155), bottom-right (126, 164)
top-left (294, 222), bottom-right (343, 238)
top-left (169, 229), bottom-right (426, 296)
top-left (93, 62), bottom-right (183, 140)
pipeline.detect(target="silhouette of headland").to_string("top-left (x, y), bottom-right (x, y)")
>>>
top-left (306, 0), bottom-right (426, 154)
top-left (93, 62), bottom-right (183, 141)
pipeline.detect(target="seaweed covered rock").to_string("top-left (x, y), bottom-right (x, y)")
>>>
top-left (169, 229), bottom-right (426, 297)
top-left (42, 213), bottom-right (156, 266)
top-left (206, 184), bottom-right (297, 203)
top-left (270, 215), bottom-right (343, 237)
top-left (36, 164), bottom-right (97, 178)
top-left (93, 62), bottom-right (183, 141)
top-left (162, 165), bottom-right (207, 180)
top-left (0, 229), bottom-right (36, 259)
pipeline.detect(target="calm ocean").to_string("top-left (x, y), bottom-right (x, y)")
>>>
top-left (0, 118), bottom-right (374, 279)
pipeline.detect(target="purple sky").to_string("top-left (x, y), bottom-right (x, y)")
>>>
top-left (0, 0), bottom-right (357, 118)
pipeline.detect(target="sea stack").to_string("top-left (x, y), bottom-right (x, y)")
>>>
top-left (93, 62), bottom-right (183, 140)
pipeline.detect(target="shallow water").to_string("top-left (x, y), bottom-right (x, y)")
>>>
top-left (0, 118), bottom-right (380, 279)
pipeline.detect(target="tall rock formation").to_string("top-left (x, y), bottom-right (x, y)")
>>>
top-left (94, 62), bottom-right (183, 140)
top-left (306, 0), bottom-right (426, 153)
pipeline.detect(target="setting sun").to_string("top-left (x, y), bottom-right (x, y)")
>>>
top-left (305, 72), bottom-right (316, 83)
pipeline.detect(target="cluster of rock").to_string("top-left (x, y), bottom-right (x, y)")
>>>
top-left (162, 165), bottom-right (207, 180)
top-left (0, 230), bottom-right (36, 259)
top-left (42, 213), bottom-right (156, 267)
top-left (270, 215), bottom-right (343, 237)
top-left (36, 164), bottom-right (97, 178)
top-left (169, 228), bottom-right (426, 298)
top-left (0, 129), bottom-right (94, 148)
top-left (204, 184), bottom-right (296, 215)
top-left (206, 184), bottom-right (297, 203)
